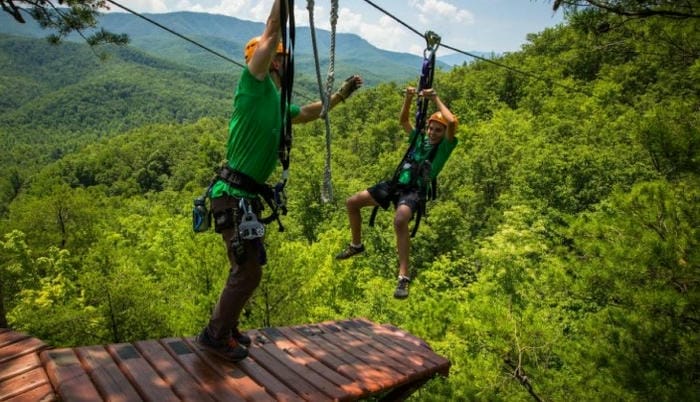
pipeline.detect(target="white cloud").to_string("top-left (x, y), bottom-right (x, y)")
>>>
top-left (411, 0), bottom-right (474, 25)
top-left (110, 0), bottom-right (563, 55)
top-left (191, 0), bottom-right (248, 16)
top-left (294, 3), bottom-right (329, 30)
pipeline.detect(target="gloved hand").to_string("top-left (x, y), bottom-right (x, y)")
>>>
top-left (336, 75), bottom-right (363, 101)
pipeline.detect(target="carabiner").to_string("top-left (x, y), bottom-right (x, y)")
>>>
top-left (423, 30), bottom-right (441, 56)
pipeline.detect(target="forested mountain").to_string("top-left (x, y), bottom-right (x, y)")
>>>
top-left (0, 10), bottom-right (435, 81)
top-left (0, 34), bottom-right (236, 204)
top-left (1, 4), bottom-right (698, 402)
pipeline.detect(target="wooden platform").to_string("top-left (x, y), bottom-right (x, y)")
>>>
top-left (1, 318), bottom-right (450, 401)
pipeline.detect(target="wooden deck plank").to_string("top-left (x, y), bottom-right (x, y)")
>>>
top-left (315, 322), bottom-right (411, 385)
top-left (181, 337), bottom-right (275, 402)
top-left (160, 337), bottom-right (246, 402)
top-left (272, 326), bottom-right (371, 398)
top-left (0, 338), bottom-right (46, 365)
top-left (0, 367), bottom-right (51, 401)
top-left (107, 343), bottom-right (180, 402)
top-left (259, 327), bottom-right (362, 401)
top-left (289, 325), bottom-right (392, 391)
top-left (277, 325), bottom-right (382, 395)
top-left (0, 353), bottom-right (42, 382)
top-left (134, 340), bottom-right (215, 402)
top-left (40, 348), bottom-right (102, 402)
top-left (327, 321), bottom-right (425, 381)
top-left (338, 320), bottom-right (439, 374)
top-left (245, 332), bottom-right (333, 402)
top-left (75, 345), bottom-right (143, 402)
top-left (232, 352), bottom-right (303, 402)
top-left (0, 331), bottom-right (29, 349)
top-left (3, 383), bottom-right (55, 402)
top-left (357, 319), bottom-right (450, 375)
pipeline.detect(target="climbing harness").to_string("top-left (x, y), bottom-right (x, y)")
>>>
top-left (307, 0), bottom-right (339, 202)
top-left (368, 31), bottom-right (441, 238)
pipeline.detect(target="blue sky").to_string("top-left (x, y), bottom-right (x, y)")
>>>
top-left (113, 0), bottom-right (565, 55)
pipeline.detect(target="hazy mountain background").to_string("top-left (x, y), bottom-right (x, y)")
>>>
top-left (0, 10), bottom-right (487, 81)
top-left (0, 9), bottom-right (488, 172)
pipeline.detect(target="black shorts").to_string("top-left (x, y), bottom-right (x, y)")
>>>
top-left (367, 181), bottom-right (421, 213)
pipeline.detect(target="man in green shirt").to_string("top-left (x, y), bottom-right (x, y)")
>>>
top-left (336, 86), bottom-right (458, 299)
top-left (197, 0), bottom-right (362, 362)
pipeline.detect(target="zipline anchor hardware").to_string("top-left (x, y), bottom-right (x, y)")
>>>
top-left (424, 31), bottom-right (441, 53)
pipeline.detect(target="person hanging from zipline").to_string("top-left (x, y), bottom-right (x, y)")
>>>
top-left (195, 0), bottom-right (362, 362)
top-left (335, 86), bottom-right (458, 299)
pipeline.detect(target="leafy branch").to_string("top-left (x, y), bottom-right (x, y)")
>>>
top-left (1, 0), bottom-right (127, 45)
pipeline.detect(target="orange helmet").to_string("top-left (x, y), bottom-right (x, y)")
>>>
top-left (244, 36), bottom-right (286, 63)
top-left (428, 111), bottom-right (449, 128)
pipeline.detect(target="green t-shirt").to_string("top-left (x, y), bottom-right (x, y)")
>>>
top-left (398, 129), bottom-right (458, 186)
top-left (211, 67), bottom-right (300, 198)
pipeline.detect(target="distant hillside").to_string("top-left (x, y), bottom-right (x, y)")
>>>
top-left (0, 10), bottom-right (450, 84)
top-left (0, 34), bottom-right (235, 170)
top-left (0, 8), bottom-right (469, 174)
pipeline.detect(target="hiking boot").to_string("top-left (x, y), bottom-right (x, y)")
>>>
top-left (335, 243), bottom-right (365, 260)
top-left (232, 327), bottom-right (251, 347)
top-left (196, 328), bottom-right (248, 362)
top-left (393, 276), bottom-right (410, 299)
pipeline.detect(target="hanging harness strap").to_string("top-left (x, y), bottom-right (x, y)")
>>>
top-left (277, 0), bottom-right (296, 208)
top-left (369, 31), bottom-right (441, 237)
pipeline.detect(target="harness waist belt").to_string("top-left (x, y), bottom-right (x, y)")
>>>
top-left (218, 166), bottom-right (272, 198)
top-left (217, 166), bottom-right (284, 232)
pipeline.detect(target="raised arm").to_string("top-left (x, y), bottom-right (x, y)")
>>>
top-left (248, 0), bottom-right (283, 80)
top-left (292, 75), bottom-right (363, 124)
top-left (423, 88), bottom-right (457, 142)
top-left (399, 86), bottom-right (416, 134)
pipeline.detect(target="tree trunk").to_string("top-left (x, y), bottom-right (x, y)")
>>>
top-left (0, 289), bottom-right (8, 328)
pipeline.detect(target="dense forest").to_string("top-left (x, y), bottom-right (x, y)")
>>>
top-left (1, 3), bottom-right (698, 401)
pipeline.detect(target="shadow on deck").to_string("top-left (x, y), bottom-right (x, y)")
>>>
top-left (1, 318), bottom-right (449, 401)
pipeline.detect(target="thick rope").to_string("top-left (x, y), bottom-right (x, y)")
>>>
top-left (322, 0), bottom-right (339, 202)
top-left (307, 0), bottom-right (338, 203)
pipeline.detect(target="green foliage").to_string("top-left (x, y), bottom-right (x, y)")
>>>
top-left (1, 0), bottom-right (128, 46)
top-left (1, 5), bottom-right (699, 401)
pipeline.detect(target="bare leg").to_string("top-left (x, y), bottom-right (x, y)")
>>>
top-left (346, 190), bottom-right (379, 245)
top-left (394, 204), bottom-right (412, 277)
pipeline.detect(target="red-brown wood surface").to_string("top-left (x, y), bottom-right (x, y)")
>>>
top-left (1, 318), bottom-right (450, 401)
top-left (0, 329), bottom-right (53, 401)
top-left (40, 348), bottom-right (102, 402)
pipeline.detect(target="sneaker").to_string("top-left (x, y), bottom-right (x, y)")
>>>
top-left (196, 328), bottom-right (248, 362)
top-left (232, 327), bottom-right (251, 347)
top-left (335, 243), bottom-right (365, 260)
top-left (393, 276), bottom-right (410, 299)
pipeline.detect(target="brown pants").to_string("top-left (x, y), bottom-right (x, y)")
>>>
top-left (206, 195), bottom-right (263, 341)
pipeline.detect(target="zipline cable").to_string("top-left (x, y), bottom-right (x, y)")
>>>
top-left (360, 0), bottom-right (591, 96)
top-left (105, 0), bottom-right (314, 101)
top-left (106, 0), bottom-right (244, 68)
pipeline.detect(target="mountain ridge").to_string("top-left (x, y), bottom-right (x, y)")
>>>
top-left (0, 9), bottom-right (489, 79)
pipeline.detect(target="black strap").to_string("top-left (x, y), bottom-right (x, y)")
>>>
top-left (279, 0), bottom-right (295, 172)
top-left (219, 166), bottom-right (270, 196)
top-left (217, 167), bottom-right (285, 232)
top-left (369, 205), bottom-right (380, 227)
